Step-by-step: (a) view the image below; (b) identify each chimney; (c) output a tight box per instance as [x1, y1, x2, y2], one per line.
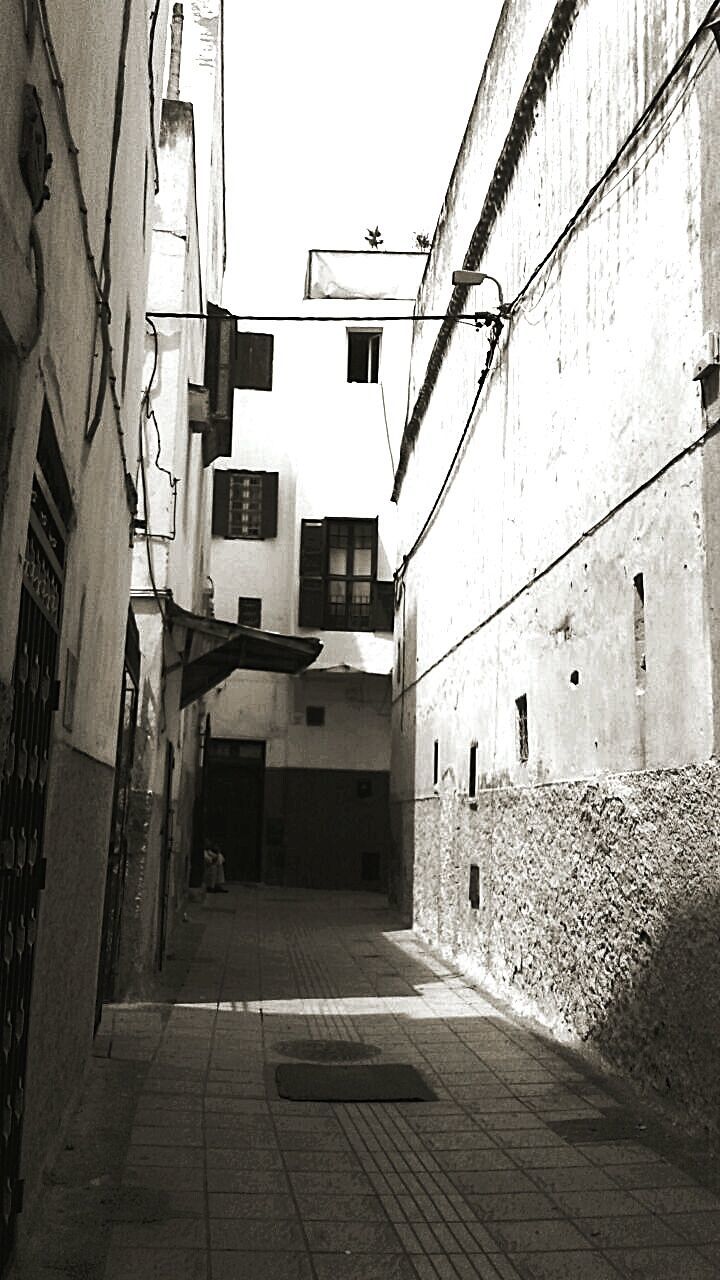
[167, 3, 184, 100]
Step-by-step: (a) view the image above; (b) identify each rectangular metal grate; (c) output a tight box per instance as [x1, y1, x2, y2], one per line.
[276, 1063, 436, 1102]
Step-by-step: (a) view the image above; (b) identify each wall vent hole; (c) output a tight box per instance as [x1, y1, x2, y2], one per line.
[570, 670, 579, 685]
[469, 863, 480, 911]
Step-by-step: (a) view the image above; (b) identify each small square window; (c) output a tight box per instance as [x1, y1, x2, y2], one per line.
[347, 330, 381, 383]
[306, 705, 325, 727]
[238, 596, 262, 628]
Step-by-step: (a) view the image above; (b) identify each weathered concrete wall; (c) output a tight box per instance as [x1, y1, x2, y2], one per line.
[392, 0, 720, 1131]
[410, 760, 720, 1136]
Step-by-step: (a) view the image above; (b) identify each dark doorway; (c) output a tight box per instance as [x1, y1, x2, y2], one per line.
[95, 608, 140, 1026]
[204, 739, 265, 882]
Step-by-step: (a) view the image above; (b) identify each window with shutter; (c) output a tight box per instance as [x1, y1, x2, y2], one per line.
[211, 470, 278, 539]
[298, 517, 385, 632]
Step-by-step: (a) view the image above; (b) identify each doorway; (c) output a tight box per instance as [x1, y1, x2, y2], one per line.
[204, 739, 265, 882]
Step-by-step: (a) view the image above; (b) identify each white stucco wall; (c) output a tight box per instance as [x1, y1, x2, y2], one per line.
[209, 257, 424, 766]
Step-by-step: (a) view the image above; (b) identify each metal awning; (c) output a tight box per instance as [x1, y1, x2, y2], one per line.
[166, 601, 323, 708]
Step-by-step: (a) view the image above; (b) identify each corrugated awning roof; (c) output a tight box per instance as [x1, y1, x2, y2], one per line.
[166, 601, 322, 708]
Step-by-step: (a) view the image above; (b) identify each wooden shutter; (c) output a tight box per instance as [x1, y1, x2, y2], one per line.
[235, 332, 274, 391]
[298, 519, 326, 627]
[211, 470, 231, 536]
[299, 578, 324, 628]
[205, 302, 235, 417]
[260, 472, 278, 538]
[299, 520, 325, 577]
[372, 580, 394, 632]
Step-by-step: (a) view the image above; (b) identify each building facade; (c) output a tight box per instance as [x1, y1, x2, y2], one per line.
[392, 0, 720, 1134]
[119, 0, 226, 995]
[0, 0, 169, 1266]
[208, 249, 426, 890]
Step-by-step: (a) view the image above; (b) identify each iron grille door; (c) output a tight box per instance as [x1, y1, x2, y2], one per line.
[0, 474, 65, 1274]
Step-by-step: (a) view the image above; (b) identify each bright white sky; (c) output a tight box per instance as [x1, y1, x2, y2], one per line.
[223, 0, 503, 311]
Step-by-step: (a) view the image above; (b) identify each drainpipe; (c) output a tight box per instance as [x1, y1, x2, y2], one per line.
[167, 3, 184, 100]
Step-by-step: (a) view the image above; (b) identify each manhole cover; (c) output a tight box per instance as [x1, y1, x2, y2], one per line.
[274, 1038, 382, 1063]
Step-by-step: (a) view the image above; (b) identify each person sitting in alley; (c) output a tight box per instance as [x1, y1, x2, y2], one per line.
[203, 840, 228, 893]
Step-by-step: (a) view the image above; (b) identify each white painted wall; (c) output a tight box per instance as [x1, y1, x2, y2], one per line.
[209, 254, 425, 769]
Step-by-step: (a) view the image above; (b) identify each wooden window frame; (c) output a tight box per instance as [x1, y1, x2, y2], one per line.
[347, 329, 382, 383]
[298, 517, 393, 632]
[212, 469, 278, 540]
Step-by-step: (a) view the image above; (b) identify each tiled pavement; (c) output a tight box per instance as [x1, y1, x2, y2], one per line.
[17, 886, 720, 1279]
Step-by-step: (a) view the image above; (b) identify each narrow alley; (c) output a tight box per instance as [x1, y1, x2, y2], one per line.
[15, 886, 720, 1280]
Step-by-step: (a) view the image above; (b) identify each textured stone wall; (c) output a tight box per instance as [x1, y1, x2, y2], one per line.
[408, 760, 720, 1136]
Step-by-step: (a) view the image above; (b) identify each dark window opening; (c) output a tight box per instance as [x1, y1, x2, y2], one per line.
[469, 864, 480, 910]
[468, 743, 477, 798]
[570, 669, 579, 686]
[516, 695, 528, 763]
[433, 739, 439, 786]
[306, 705, 325, 727]
[298, 517, 391, 632]
[347, 330, 381, 383]
[212, 470, 278, 540]
[361, 849, 381, 882]
[633, 572, 646, 682]
[238, 596, 262, 628]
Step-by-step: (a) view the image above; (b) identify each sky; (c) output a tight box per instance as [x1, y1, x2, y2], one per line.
[222, 0, 504, 311]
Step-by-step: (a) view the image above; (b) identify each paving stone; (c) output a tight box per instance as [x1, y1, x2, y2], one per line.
[210, 1219, 306, 1251]
[465, 1192, 562, 1222]
[304, 1220, 406, 1253]
[211, 1252, 313, 1279]
[578, 1215, 686, 1249]
[208, 1192, 297, 1219]
[603, 1246, 718, 1277]
[103, 1248, 208, 1279]
[295, 1193, 388, 1220]
[660, 1210, 720, 1242]
[486, 1220, 593, 1253]
[108, 1219, 206, 1250]
[311, 1255, 419, 1280]
[549, 1190, 650, 1218]
[511, 1250, 622, 1278]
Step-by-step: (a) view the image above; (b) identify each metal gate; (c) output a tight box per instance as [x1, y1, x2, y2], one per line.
[0, 468, 66, 1273]
[95, 609, 140, 1027]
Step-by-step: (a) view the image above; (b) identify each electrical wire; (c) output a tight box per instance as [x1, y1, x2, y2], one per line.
[87, 0, 133, 443]
[145, 311, 482, 322]
[36, 0, 134, 504]
[142, 318, 179, 540]
[508, 1, 720, 312]
[393, 3, 719, 587]
[147, 0, 162, 196]
[396, 317, 504, 578]
[393, 417, 720, 706]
